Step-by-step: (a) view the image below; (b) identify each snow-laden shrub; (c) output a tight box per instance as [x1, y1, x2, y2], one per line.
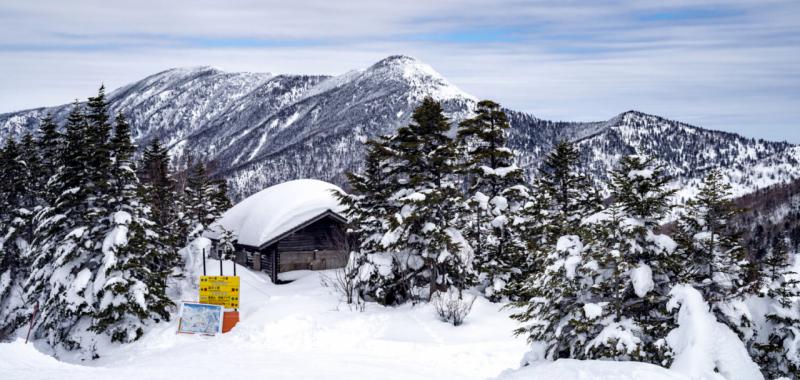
[666, 284, 763, 380]
[320, 261, 365, 311]
[432, 290, 476, 326]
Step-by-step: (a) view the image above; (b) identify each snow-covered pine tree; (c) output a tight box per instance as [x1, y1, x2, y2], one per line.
[0, 137, 35, 338]
[19, 89, 178, 355]
[579, 155, 678, 365]
[85, 85, 113, 204]
[90, 113, 173, 342]
[381, 97, 473, 301]
[752, 236, 800, 379]
[0, 115, 65, 339]
[509, 141, 603, 358]
[334, 139, 404, 304]
[674, 169, 753, 338]
[456, 100, 528, 301]
[139, 138, 183, 272]
[510, 232, 594, 360]
[182, 161, 231, 242]
[35, 114, 64, 204]
[25, 101, 100, 351]
[535, 141, 602, 242]
[90, 219, 172, 343]
[107, 113, 136, 212]
[139, 139, 176, 226]
[19, 133, 44, 212]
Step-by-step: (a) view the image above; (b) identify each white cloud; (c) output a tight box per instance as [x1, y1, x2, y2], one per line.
[0, 0, 798, 142]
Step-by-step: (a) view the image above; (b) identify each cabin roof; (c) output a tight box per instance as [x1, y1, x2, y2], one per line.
[204, 179, 347, 247]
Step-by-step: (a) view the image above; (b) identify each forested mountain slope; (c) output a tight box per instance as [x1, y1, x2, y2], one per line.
[0, 55, 796, 200]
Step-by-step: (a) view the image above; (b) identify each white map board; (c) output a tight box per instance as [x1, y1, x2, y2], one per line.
[178, 302, 224, 335]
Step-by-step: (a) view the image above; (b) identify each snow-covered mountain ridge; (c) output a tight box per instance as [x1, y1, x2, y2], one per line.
[0, 55, 795, 201]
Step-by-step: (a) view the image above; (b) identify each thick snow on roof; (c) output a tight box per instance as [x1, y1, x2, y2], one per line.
[205, 179, 345, 247]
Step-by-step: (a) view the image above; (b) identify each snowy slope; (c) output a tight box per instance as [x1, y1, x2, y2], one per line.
[0, 259, 530, 380]
[495, 360, 689, 380]
[0, 57, 796, 202]
[0, 250, 761, 380]
[559, 111, 797, 198]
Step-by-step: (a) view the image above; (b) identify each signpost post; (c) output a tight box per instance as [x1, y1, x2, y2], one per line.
[25, 302, 39, 344]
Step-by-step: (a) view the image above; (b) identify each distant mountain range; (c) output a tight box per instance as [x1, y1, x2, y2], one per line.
[1, 55, 797, 201]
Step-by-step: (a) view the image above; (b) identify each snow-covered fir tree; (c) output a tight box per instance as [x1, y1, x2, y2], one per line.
[752, 236, 800, 379]
[89, 113, 174, 343]
[0, 114, 64, 339]
[138, 138, 183, 273]
[674, 169, 753, 339]
[534, 141, 602, 242]
[334, 139, 403, 305]
[182, 160, 231, 243]
[509, 141, 603, 358]
[342, 98, 473, 305]
[25, 100, 100, 351]
[34, 114, 64, 204]
[382, 97, 473, 300]
[21, 89, 179, 355]
[0, 137, 37, 338]
[456, 100, 529, 301]
[579, 155, 678, 364]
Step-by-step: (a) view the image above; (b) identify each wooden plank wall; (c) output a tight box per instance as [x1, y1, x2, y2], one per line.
[232, 216, 347, 283]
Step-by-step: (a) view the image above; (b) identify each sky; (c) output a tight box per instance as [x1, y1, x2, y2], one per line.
[0, 0, 798, 142]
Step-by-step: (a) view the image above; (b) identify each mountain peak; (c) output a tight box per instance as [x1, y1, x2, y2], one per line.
[160, 65, 223, 76]
[364, 55, 475, 102]
[372, 55, 418, 67]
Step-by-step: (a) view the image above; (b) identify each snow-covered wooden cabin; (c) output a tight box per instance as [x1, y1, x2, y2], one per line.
[205, 179, 348, 283]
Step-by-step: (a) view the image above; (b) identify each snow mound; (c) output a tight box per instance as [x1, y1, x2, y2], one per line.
[1, 261, 529, 380]
[0, 339, 91, 377]
[494, 359, 689, 380]
[666, 285, 763, 380]
[205, 179, 345, 247]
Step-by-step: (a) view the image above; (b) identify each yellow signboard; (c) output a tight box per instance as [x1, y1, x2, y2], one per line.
[199, 276, 240, 309]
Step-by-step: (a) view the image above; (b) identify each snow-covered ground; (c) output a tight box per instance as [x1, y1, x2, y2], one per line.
[495, 359, 688, 380]
[1, 260, 530, 380]
[3, 258, 740, 380]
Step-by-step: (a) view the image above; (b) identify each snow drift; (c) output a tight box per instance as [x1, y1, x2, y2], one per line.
[666, 285, 764, 380]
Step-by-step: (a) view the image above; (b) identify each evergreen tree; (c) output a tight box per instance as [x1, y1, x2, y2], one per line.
[342, 98, 474, 305]
[535, 141, 602, 241]
[90, 217, 173, 343]
[674, 169, 753, 337]
[85, 85, 113, 200]
[35, 114, 64, 204]
[544, 155, 678, 365]
[510, 232, 594, 359]
[752, 237, 800, 379]
[385, 97, 474, 300]
[108, 113, 137, 212]
[182, 160, 230, 242]
[25, 101, 98, 351]
[140, 139, 176, 226]
[334, 139, 403, 304]
[509, 141, 604, 358]
[89, 110, 174, 344]
[139, 139, 183, 272]
[0, 138, 33, 337]
[456, 100, 529, 301]
[23, 92, 177, 355]
[18, 133, 44, 211]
